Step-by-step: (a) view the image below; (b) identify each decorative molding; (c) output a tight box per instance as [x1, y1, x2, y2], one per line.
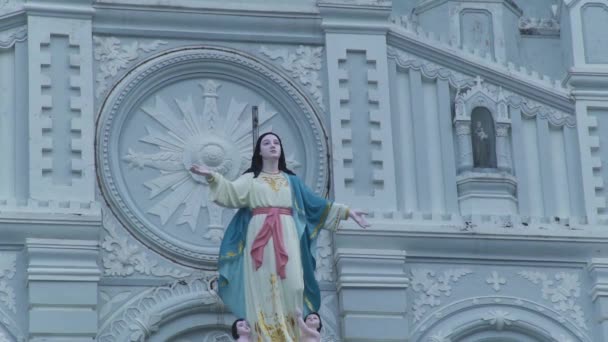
[388, 47, 472, 89]
[317, 0, 391, 6]
[0, 26, 26, 50]
[411, 268, 473, 322]
[97, 46, 329, 268]
[387, 47, 576, 128]
[99, 290, 133, 321]
[97, 276, 220, 342]
[0, 0, 22, 16]
[519, 17, 560, 36]
[0, 253, 15, 314]
[482, 309, 514, 330]
[486, 271, 506, 292]
[387, 15, 573, 115]
[101, 208, 192, 278]
[518, 271, 587, 331]
[315, 230, 334, 282]
[93, 37, 168, 98]
[260, 45, 325, 110]
[428, 331, 451, 342]
[0, 254, 23, 342]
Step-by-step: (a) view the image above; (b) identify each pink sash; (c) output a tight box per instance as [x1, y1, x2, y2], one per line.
[250, 207, 292, 279]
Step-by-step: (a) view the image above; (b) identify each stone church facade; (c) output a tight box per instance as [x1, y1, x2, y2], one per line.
[1, 0, 608, 340]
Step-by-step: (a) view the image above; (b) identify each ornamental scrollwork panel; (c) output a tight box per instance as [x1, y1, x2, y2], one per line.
[259, 45, 325, 111]
[93, 37, 168, 99]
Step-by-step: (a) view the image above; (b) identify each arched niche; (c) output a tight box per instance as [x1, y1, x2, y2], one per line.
[453, 77, 516, 215]
[471, 106, 497, 169]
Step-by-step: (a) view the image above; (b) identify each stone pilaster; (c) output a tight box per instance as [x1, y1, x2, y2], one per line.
[335, 248, 408, 341]
[26, 238, 100, 341]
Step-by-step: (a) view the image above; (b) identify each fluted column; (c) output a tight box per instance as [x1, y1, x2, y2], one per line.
[495, 122, 512, 173]
[454, 121, 473, 173]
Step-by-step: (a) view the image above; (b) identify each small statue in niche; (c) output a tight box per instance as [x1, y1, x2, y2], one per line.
[471, 107, 497, 169]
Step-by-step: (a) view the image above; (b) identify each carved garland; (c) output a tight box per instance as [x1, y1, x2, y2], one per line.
[97, 276, 220, 342]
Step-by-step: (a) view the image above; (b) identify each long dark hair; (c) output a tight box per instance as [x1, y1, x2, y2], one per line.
[231, 318, 246, 339]
[243, 132, 296, 178]
[305, 312, 322, 332]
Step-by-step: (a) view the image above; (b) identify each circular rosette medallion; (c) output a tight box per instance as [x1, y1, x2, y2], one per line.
[97, 46, 328, 268]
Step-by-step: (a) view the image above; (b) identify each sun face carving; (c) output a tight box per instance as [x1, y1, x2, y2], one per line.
[122, 80, 278, 235]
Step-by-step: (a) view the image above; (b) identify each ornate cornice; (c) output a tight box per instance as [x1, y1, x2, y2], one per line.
[97, 276, 220, 342]
[387, 16, 573, 114]
[388, 47, 575, 127]
[0, 26, 25, 49]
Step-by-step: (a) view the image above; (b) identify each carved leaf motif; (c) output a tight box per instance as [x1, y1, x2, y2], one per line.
[518, 271, 586, 330]
[101, 210, 192, 278]
[411, 268, 473, 322]
[94, 37, 168, 98]
[260, 45, 325, 110]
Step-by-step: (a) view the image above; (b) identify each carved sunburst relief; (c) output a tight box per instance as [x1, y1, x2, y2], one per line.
[97, 47, 328, 268]
[123, 80, 274, 238]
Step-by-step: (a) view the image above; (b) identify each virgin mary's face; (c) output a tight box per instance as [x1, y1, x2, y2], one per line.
[259, 134, 281, 161]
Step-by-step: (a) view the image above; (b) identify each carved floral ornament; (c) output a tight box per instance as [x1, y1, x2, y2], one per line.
[96, 46, 329, 268]
[409, 268, 588, 341]
[0, 253, 23, 342]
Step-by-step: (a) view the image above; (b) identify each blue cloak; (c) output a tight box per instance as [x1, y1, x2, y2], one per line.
[217, 174, 334, 318]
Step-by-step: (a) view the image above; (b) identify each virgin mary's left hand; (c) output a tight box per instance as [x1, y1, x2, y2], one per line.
[349, 209, 370, 228]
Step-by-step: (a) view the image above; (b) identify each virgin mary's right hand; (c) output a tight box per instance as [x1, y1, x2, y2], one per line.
[190, 164, 211, 177]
